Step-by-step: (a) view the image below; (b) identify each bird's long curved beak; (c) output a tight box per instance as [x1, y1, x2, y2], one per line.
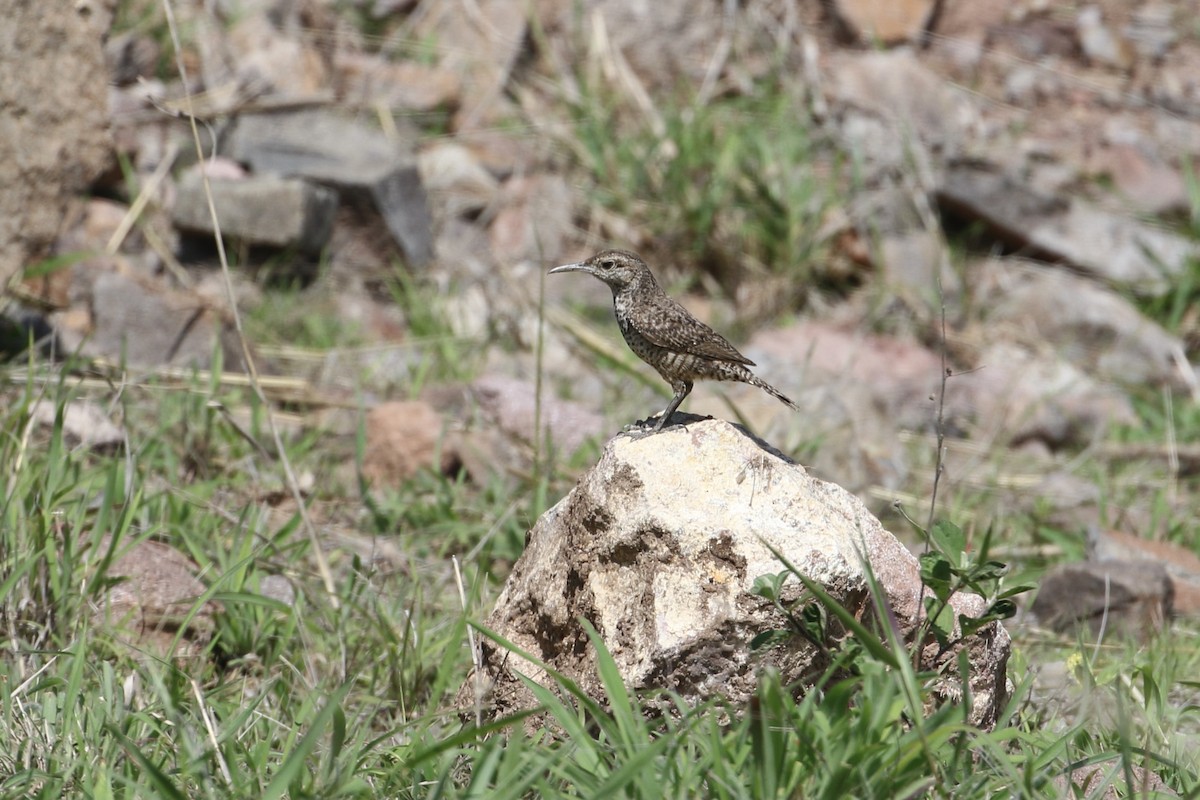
[549, 262, 588, 275]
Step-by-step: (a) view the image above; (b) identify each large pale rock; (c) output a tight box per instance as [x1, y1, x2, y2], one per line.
[463, 420, 1011, 729]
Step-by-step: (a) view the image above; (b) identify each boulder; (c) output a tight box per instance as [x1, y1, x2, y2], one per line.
[461, 419, 1011, 729]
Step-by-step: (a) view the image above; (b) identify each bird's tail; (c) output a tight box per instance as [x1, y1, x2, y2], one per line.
[750, 375, 800, 411]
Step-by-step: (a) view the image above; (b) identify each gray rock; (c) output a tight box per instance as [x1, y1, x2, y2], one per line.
[973, 258, 1189, 390]
[225, 109, 434, 265]
[172, 175, 338, 255]
[748, 320, 941, 423]
[1031, 560, 1172, 639]
[1032, 202, 1195, 292]
[258, 574, 297, 607]
[1104, 141, 1189, 216]
[226, 13, 329, 100]
[0, 2, 112, 288]
[488, 174, 575, 264]
[1003, 62, 1064, 104]
[81, 272, 237, 369]
[828, 50, 975, 160]
[30, 399, 125, 451]
[540, 0, 722, 93]
[747, 316, 1139, 455]
[878, 230, 959, 300]
[1088, 529, 1200, 617]
[945, 341, 1138, 447]
[938, 164, 1198, 294]
[334, 52, 461, 113]
[461, 419, 1011, 730]
[745, 320, 936, 493]
[418, 143, 499, 221]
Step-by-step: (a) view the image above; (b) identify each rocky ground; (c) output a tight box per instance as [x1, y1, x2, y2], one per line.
[3, 0, 1200, 734]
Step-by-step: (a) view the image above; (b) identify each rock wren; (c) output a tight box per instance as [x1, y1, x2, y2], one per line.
[550, 249, 798, 434]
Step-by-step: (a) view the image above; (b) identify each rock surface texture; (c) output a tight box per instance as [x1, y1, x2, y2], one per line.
[0, 1, 112, 286]
[462, 419, 1011, 729]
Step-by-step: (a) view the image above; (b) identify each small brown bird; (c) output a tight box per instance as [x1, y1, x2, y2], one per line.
[550, 249, 798, 434]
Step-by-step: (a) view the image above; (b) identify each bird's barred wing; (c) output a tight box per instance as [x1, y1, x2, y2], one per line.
[638, 298, 756, 365]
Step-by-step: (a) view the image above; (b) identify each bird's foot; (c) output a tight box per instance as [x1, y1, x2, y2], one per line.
[622, 412, 714, 437]
[621, 418, 658, 438]
[622, 415, 667, 437]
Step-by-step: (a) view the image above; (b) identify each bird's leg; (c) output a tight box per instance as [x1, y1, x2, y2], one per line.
[651, 380, 693, 433]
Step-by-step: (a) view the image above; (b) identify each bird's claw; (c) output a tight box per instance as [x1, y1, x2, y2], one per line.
[621, 416, 663, 438]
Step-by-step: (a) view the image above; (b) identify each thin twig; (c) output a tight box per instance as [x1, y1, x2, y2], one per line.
[106, 142, 179, 256]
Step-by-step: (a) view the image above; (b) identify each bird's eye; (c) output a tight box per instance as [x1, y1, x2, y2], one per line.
[599, 259, 614, 270]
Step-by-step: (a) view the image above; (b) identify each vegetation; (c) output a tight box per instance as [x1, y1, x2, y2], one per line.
[2, 366, 1198, 796]
[2, 1, 1199, 797]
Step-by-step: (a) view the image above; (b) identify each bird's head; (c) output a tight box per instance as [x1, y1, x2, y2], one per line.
[549, 249, 651, 294]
